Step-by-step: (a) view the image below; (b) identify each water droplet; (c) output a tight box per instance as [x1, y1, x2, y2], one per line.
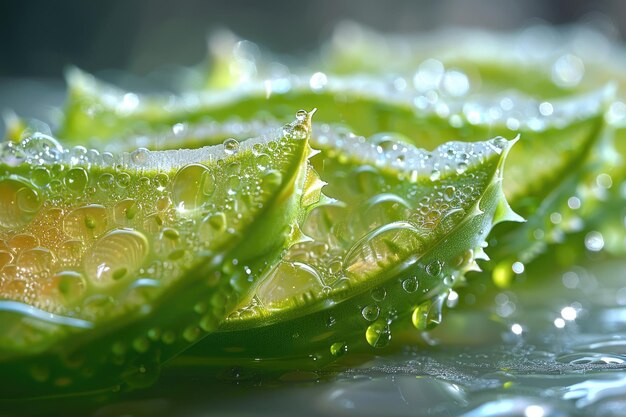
[411, 298, 443, 331]
[207, 212, 227, 231]
[64, 205, 109, 240]
[131, 148, 150, 165]
[0, 251, 13, 269]
[539, 101, 554, 116]
[227, 175, 240, 195]
[584, 231, 604, 252]
[441, 70, 469, 97]
[16, 186, 41, 213]
[296, 109, 308, 122]
[31, 167, 51, 187]
[64, 168, 88, 193]
[0, 178, 41, 228]
[256, 261, 323, 311]
[223, 138, 239, 155]
[289, 124, 308, 140]
[255, 153, 271, 172]
[607, 100, 626, 125]
[443, 186, 455, 202]
[552, 54, 584, 88]
[365, 319, 392, 348]
[113, 199, 139, 226]
[57, 240, 84, 268]
[116, 172, 131, 188]
[309, 72, 328, 92]
[330, 342, 348, 357]
[425, 260, 443, 277]
[17, 247, 54, 274]
[162, 228, 180, 240]
[132, 337, 150, 353]
[344, 222, 425, 282]
[97, 173, 115, 191]
[596, 173, 613, 189]
[21, 133, 63, 162]
[49, 270, 86, 305]
[413, 59, 444, 92]
[361, 304, 380, 322]
[183, 326, 200, 342]
[512, 261, 525, 274]
[84, 229, 149, 287]
[371, 287, 386, 301]
[402, 277, 419, 293]
[456, 161, 468, 174]
[172, 164, 210, 213]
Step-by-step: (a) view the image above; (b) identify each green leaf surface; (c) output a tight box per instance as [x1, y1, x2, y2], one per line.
[57, 65, 611, 276]
[0, 113, 317, 398]
[185, 131, 517, 369]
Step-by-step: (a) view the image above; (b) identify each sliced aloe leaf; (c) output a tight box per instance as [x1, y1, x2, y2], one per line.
[0, 112, 318, 398]
[323, 23, 626, 259]
[57, 69, 610, 275]
[323, 22, 626, 96]
[179, 130, 518, 369]
[59, 69, 609, 211]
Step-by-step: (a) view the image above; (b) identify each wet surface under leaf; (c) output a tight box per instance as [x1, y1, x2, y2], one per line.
[5, 256, 624, 417]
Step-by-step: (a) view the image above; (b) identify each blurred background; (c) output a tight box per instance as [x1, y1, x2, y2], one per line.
[1, 0, 625, 129]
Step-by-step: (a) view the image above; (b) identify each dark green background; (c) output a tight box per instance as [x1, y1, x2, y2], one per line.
[1, 0, 624, 78]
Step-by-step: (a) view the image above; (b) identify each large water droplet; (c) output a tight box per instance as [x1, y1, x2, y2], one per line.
[131, 148, 150, 165]
[31, 167, 51, 188]
[296, 109, 308, 122]
[63, 204, 109, 240]
[442, 70, 470, 97]
[97, 173, 115, 191]
[47, 271, 86, 306]
[256, 261, 324, 310]
[361, 304, 380, 322]
[402, 276, 419, 293]
[330, 342, 347, 357]
[0, 178, 41, 228]
[411, 296, 444, 331]
[309, 72, 328, 92]
[64, 168, 88, 193]
[552, 54, 584, 88]
[425, 260, 443, 277]
[114, 199, 139, 225]
[21, 133, 63, 162]
[223, 138, 240, 156]
[171, 164, 210, 213]
[344, 222, 425, 282]
[366, 319, 392, 348]
[84, 229, 149, 287]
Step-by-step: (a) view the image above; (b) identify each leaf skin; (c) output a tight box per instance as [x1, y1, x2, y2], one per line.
[0, 114, 317, 398]
[178, 133, 517, 371]
[57, 68, 611, 274]
[321, 22, 626, 267]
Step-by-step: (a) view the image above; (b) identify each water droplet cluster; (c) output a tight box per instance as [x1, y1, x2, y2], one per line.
[0, 112, 311, 325]
[227, 126, 506, 349]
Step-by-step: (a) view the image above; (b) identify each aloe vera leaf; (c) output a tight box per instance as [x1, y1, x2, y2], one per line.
[323, 23, 626, 206]
[59, 69, 608, 206]
[0, 112, 318, 398]
[175, 130, 518, 370]
[58, 68, 610, 264]
[323, 23, 626, 94]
